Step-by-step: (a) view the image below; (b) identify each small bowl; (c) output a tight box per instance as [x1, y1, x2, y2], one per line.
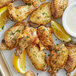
[62, 2, 76, 37]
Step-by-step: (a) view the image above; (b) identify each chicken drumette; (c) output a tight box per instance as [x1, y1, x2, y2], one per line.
[65, 41, 76, 76]
[37, 26, 55, 51]
[47, 44, 68, 76]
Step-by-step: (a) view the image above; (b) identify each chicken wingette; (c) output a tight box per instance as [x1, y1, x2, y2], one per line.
[47, 44, 68, 76]
[4, 22, 28, 49]
[52, 0, 68, 18]
[65, 41, 76, 76]
[15, 27, 39, 56]
[37, 26, 55, 50]
[8, 3, 36, 22]
[26, 44, 47, 71]
[29, 2, 51, 27]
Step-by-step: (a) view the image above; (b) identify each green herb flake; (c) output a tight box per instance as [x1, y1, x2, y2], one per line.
[56, 44, 59, 46]
[42, 12, 47, 15]
[48, 54, 50, 56]
[11, 32, 15, 35]
[70, 41, 73, 45]
[40, 7, 42, 10]
[16, 30, 21, 32]
[26, 36, 29, 39]
[13, 38, 16, 41]
[57, 69, 59, 71]
[61, 51, 63, 53]
[43, 28, 46, 31]
[57, 51, 59, 55]
[37, 73, 38, 76]
[55, 39, 57, 41]
[2, 26, 4, 30]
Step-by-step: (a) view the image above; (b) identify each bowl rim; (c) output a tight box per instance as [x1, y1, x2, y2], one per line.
[62, 2, 76, 37]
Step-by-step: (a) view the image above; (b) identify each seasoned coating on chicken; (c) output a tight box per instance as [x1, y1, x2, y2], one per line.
[52, 0, 68, 18]
[26, 44, 47, 71]
[0, 40, 9, 50]
[37, 26, 55, 50]
[8, 3, 36, 22]
[47, 44, 68, 76]
[22, 0, 40, 8]
[4, 22, 28, 49]
[65, 42, 76, 76]
[25, 71, 35, 76]
[15, 27, 39, 56]
[0, 0, 14, 8]
[29, 2, 51, 26]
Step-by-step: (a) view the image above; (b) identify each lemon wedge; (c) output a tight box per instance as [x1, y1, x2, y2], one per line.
[0, 6, 8, 31]
[13, 50, 26, 74]
[51, 20, 71, 42]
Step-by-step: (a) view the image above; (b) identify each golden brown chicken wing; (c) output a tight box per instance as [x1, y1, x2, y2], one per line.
[29, 2, 51, 27]
[26, 44, 47, 71]
[47, 44, 68, 76]
[8, 3, 36, 22]
[37, 26, 55, 50]
[51, 0, 68, 18]
[25, 71, 35, 76]
[22, 0, 40, 8]
[0, 0, 14, 8]
[65, 41, 76, 76]
[4, 22, 28, 49]
[15, 27, 39, 56]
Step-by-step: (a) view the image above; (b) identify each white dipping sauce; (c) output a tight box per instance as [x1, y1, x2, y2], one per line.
[66, 6, 76, 33]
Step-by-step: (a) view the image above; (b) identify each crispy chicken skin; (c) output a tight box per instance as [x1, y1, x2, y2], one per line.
[37, 26, 55, 50]
[15, 27, 39, 56]
[25, 71, 35, 76]
[4, 22, 28, 49]
[52, 0, 68, 18]
[26, 44, 47, 71]
[65, 42, 76, 76]
[8, 3, 36, 22]
[29, 2, 51, 27]
[47, 44, 68, 76]
[22, 0, 40, 8]
[0, 0, 14, 8]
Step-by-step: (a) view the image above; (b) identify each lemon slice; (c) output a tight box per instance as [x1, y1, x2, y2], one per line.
[51, 20, 71, 42]
[13, 50, 26, 74]
[0, 6, 8, 31]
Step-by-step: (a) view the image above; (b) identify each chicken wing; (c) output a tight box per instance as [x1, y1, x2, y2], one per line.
[37, 26, 55, 50]
[15, 27, 39, 56]
[8, 3, 36, 22]
[0, 0, 14, 8]
[4, 22, 28, 49]
[47, 44, 68, 76]
[25, 71, 35, 76]
[52, 0, 68, 18]
[65, 41, 76, 76]
[29, 2, 51, 27]
[22, 0, 40, 8]
[26, 44, 47, 71]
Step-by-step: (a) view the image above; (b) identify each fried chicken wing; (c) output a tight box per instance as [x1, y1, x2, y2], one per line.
[0, 0, 14, 8]
[25, 71, 35, 76]
[15, 27, 39, 56]
[65, 42, 76, 76]
[26, 44, 47, 71]
[8, 3, 36, 22]
[4, 22, 28, 49]
[47, 44, 68, 76]
[37, 26, 55, 50]
[22, 0, 40, 7]
[52, 0, 68, 18]
[29, 2, 51, 27]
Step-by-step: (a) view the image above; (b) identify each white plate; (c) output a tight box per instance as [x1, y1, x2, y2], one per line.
[0, 0, 76, 76]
